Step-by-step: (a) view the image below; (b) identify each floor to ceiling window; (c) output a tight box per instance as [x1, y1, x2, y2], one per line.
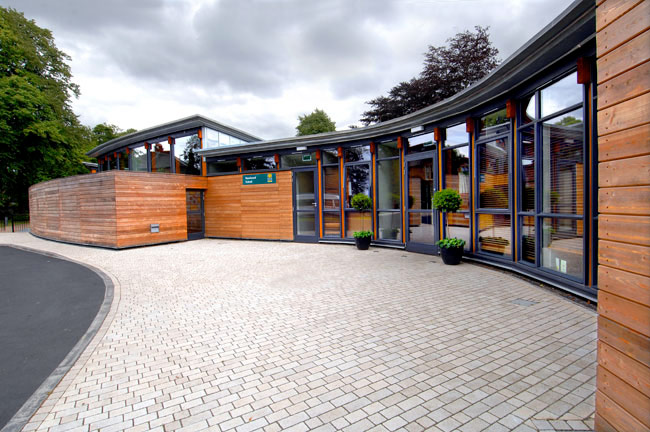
[321, 149, 341, 237]
[442, 124, 471, 250]
[376, 141, 401, 241]
[344, 146, 371, 238]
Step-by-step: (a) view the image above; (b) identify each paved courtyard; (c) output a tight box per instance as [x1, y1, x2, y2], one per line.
[1, 233, 597, 432]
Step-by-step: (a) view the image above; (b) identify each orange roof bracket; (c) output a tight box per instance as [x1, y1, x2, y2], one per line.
[577, 57, 591, 84]
[506, 100, 516, 119]
[465, 117, 474, 134]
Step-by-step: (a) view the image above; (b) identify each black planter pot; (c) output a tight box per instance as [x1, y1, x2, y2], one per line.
[355, 236, 371, 250]
[440, 245, 463, 265]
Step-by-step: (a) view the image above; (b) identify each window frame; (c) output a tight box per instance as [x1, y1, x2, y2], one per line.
[375, 140, 402, 243]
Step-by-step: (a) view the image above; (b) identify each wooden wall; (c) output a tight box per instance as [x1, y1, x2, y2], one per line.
[596, 1, 650, 430]
[29, 172, 207, 248]
[205, 171, 293, 240]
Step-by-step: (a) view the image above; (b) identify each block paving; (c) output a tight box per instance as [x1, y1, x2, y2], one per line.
[1, 233, 596, 431]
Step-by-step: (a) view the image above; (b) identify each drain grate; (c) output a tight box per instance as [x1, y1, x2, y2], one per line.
[511, 298, 538, 307]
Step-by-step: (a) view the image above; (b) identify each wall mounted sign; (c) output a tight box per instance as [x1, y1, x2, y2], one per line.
[302, 154, 312, 162]
[150, 223, 160, 233]
[243, 173, 276, 185]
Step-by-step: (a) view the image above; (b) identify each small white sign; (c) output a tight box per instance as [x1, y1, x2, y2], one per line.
[150, 224, 160, 233]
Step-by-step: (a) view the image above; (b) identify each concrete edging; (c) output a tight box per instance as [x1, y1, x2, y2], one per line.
[0, 245, 116, 432]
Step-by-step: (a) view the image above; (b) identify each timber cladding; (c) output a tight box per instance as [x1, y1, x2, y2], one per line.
[596, 1, 650, 431]
[205, 171, 293, 241]
[29, 171, 207, 248]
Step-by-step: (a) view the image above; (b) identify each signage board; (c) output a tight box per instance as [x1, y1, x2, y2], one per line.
[302, 154, 312, 162]
[243, 173, 276, 185]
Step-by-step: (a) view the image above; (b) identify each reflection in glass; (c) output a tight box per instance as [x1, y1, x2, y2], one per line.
[407, 133, 435, 154]
[151, 142, 171, 173]
[345, 146, 371, 162]
[243, 156, 276, 171]
[174, 135, 201, 175]
[130, 147, 147, 172]
[521, 127, 535, 212]
[478, 214, 511, 256]
[542, 112, 583, 215]
[186, 190, 203, 236]
[542, 217, 583, 279]
[521, 216, 535, 263]
[446, 212, 470, 251]
[296, 213, 316, 236]
[378, 141, 399, 158]
[479, 108, 509, 137]
[408, 213, 435, 244]
[281, 153, 316, 167]
[322, 149, 338, 164]
[478, 138, 509, 209]
[204, 128, 219, 149]
[407, 159, 433, 210]
[345, 165, 370, 207]
[522, 94, 536, 124]
[345, 212, 371, 238]
[378, 159, 400, 210]
[443, 146, 470, 211]
[108, 156, 117, 170]
[187, 213, 202, 234]
[323, 212, 341, 237]
[378, 212, 401, 240]
[445, 123, 467, 147]
[207, 160, 238, 174]
[117, 153, 128, 170]
[541, 72, 581, 117]
[295, 171, 315, 210]
[323, 166, 340, 210]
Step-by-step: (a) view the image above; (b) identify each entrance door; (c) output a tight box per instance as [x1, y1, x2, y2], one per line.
[186, 189, 204, 240]
[293, 168, 319, 242]
[405, 151, 439, 253]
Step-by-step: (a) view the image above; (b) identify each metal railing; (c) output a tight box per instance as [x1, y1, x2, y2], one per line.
[1, 215, 30, 233]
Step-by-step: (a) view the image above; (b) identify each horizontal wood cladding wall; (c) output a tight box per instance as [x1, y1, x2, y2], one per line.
[29, 171, 207, 248]
[205, 171, 293, 241]
[596, 1, 650, 430]
[29, 173, 118, 247]
[114, 172, 206, 248]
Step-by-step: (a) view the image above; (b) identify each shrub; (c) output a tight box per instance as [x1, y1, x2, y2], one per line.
[353, 230, 373, 239]
[351, 193, 372, 212]
[432, 189, 462, 213]
[437, 238, 466, 249]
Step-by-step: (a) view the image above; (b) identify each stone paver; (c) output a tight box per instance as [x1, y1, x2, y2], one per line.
[1, 233, 597, 432]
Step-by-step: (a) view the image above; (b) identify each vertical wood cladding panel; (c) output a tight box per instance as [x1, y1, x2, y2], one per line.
[205, 171, 293, 241]
[596, 1, 650, 430]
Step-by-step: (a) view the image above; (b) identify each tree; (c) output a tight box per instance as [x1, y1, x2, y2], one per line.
[361, 26, 500, 125]
[0, 7, 88, 212]
[91, 123, 137, 145]
[296, 109, 336, 136]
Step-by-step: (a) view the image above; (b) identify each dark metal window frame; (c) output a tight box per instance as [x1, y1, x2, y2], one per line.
[440, 138, 472, 251]
[343, 145, 373, 239]
[375, 140, 402, 243]
[404, 146, 439, 253]
[320, 148, 342, 238]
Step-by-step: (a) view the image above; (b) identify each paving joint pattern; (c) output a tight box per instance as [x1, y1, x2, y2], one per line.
[0, 234, 596, 432]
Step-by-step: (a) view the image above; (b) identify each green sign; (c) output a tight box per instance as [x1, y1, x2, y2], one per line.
[243, 173, 276, 185]
[302, 154, 312, 162]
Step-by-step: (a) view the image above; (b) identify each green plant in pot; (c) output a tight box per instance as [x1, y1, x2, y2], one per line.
[350, 193, 373, 250]
[432, 188, 466, 265]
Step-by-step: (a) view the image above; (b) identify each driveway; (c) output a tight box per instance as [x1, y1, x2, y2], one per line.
[0, 246, 105, 431]
[0, 233, 596, 432]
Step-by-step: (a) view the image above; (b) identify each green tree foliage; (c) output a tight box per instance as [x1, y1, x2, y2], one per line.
[0, 7, 88, 211]
[361, 26, 499, 125]
[92, 123, 137, 145]
[296, 109, 336, 136]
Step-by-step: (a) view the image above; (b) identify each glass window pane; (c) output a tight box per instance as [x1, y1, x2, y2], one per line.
[117, 153, 128, 170]
[281, 153, 316, 167]
[219, 132, 230, 147]
[446, 212, 470, 251]
[151, 142, 171, 173]
[479, 108, 509, 137]
[521, 216, 535, 264]
[378, 212, 401, 241]
[295, 171, 315, 210]
[521, 127, 535, 212]
[378, 159, 400, 210]
[207, 160, 238, 174]
[296, 213, 316, 236]
[541, 217, 583, 279]
[130, 147, 147, 172]
[443, 146, 470, 211]
[323, 166, 340, 210]
[378, 141, 399, 158]
[323, 212, 340, 237]
[478, 214, 511, 257]
[174, 135, 201, 175]
[322, 149, 338, 164]
[407, 133, 435, 154]
[542, 110, 583, 215]
[204, 128, 219, 149]
[345, 146, 371, 162]
[345, 165, 370, 208]
[522, 94, 536, 124]
[445, 123, 467, 147]
[407, 159, 434, 210]
[108, 156, 117, 170]
[345, 212, 371, 238]
[478, 137, 509, 209]
[541, 72, 582, 117]
[408, 212, 435, 243]
[243, 156, 276, 171]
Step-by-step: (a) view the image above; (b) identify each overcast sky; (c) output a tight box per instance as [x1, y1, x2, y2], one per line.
[3, 0, 572, 140]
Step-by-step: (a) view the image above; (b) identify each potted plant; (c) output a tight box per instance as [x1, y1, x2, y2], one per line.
[432, 188, 465, 265]
[351, 193, 373, 250]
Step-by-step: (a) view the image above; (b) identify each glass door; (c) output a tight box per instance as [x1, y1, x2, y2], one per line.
[405, 151, 439, 253]
[186, 189, 204, 240]
[293, 168, 319, 242]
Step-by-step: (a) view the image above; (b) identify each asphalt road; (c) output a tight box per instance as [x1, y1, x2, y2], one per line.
[0, 246, 105, 430]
